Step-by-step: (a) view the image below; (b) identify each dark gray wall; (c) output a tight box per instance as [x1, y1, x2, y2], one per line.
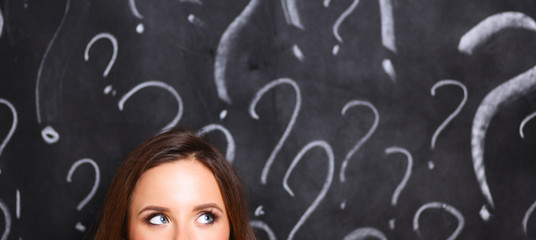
[1, 0, 536, 239]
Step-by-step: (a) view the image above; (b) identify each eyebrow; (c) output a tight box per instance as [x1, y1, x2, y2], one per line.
[193, 203, 224, 213]
[138, 206, 170, 216]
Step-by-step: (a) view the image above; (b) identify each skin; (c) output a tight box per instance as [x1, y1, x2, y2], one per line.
[128, 158, 231, 240]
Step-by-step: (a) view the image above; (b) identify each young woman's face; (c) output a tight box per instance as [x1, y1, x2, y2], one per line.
[128, 158, 230, 240]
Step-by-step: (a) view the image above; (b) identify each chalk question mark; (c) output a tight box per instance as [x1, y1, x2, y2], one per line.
[0, 99, 17, 175]
[282, 140, 334, 240]
[339, 100, 379, 183]
[118, 81, 184, 133]
[458, 11, 536, 220]
[197, 124, 236, 164]
[84, 33, 118, 95]
[35, 0, 71, 145]
[250, 78, 301, 185]
[379, 0, 397, 82]
[429, 80, 467, 169]
[324, 0, 360, 55]
[214, 0, 262, 104]
[384, 146, 413, 230]
[128, 0, 145, 33]
[66, 158, 100, 232]
[343, 227, 387, 240]
[413, 202, 465, 240]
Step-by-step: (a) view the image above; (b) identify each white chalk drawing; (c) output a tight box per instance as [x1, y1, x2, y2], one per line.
[84, 33, 118, 78]
[0, 199, 10, 240]
[214, 0, 262, 104]
[458, 12, 536, 55]
[382, 59, 396, 82]
[385, 147, 412, 206]
[339, 100, 379, 183]
[219, 109, 228, 120]
[188, 14, 206, 28]
[66, 158, 100, 211]
[197, 124, 236, 163]
[379, 0, 396, 53]
[282, 140, 334, 240]
[523, 200, 536, 237]
[292, 44, 305, 62]
[430, 80, 467, 150]
[520, 111, 536, 139]
[0, 8, 4, 39]
[254, 205, 265, 216]
[0, 99, 17, 173]
[128, 0, 144, 19]
[384, 146, 412, 229]
[249, 78, 301, 184]
[343, 227, 387, 240]
[67, 159, 100, 232]
[75, 222, 86, 232]
[281, 0, 304, 30]
[118, 81, 184, 133]
[459, 11, 536, 213]
[413, 202, 465, 240]
[251, 220, 277, 240]
[180, 0, 203, 5]
[15, 190, 19, 219]
[331, 0, 360, 55]
[35, 0, 71, 124]
[41, 125, 60, 144]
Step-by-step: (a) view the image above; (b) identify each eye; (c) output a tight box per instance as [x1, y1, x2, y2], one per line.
[196, 212, 215, 224]
[148, 214, 170, 225]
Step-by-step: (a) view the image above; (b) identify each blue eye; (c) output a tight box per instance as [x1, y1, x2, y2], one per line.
[148, 214, 170, 225]
[196, 212, 215, 224]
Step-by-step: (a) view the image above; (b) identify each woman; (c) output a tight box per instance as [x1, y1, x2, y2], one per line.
[92, 128, 256, 240]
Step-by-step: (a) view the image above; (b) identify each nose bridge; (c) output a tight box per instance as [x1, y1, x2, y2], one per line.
[173, 220, 194, 240]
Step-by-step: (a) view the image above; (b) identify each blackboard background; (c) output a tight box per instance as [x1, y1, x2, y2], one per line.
[1, 0, 536, 239]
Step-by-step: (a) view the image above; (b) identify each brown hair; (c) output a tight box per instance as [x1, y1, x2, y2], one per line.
[93, 128, 255, 240]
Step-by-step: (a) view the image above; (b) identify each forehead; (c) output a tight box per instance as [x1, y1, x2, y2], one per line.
[130, 158, 225, 211]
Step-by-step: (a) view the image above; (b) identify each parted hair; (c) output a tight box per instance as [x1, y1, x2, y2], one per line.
[92, 128, 255, 240]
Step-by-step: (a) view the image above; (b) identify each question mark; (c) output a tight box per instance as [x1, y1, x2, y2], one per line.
[84, 33, 118, 95]
[250, 220, 277, 240]
[324, 0, 360, 55]
[0, 99, 17, 174]
[0, 199, 10, 240]
[343, 227, 387, 240]
[197, 124, 236, 164]
[413, 202, 465, 240]
[379, 0, 397, 82]
[128, 0, 145, 33]
[66, 158, 100, 232]
[118, 81, 184, 133]
[250, 78, 301, 185]
[458, 11, 536, 219]
[339, 100, 379, 183]
[214, 0, 262, 104]
[429, 80, 467, 169]
[282, 140, 334, 240]
[384, 146, 413, 230]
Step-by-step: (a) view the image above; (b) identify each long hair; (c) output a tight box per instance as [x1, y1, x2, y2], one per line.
[92, 128, 255, 240]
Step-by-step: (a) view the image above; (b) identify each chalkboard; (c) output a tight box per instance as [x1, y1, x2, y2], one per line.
[1, 0, 536, 239]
